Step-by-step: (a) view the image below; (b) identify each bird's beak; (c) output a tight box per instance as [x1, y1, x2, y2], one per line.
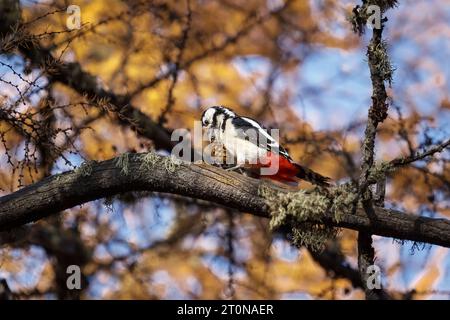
[207, 128, 216, 142]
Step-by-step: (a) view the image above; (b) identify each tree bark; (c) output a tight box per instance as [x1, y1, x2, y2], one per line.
[1, 153, 450, 248]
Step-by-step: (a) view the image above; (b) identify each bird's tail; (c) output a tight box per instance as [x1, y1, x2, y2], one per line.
[294, 163, 331, 187]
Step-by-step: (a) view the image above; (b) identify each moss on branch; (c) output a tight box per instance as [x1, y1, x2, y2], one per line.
[114, 153, 130, 175]
[76, 160, 95, 177]
[139, 151, 183, 173]
[260, 184, 359, 252]
[349, 0, 398, 35]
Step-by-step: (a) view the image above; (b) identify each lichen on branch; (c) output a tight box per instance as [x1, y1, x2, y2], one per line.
[139, 151, 183, 173]
[76, 160, 96, 177]
[260, 184, 358, 252]
[368, 40, 395, 86]
[114, 153, 130, 175]
[367, 161, 394, 184]
[349, 0, 398, 35]
[139, 151, 161, 171]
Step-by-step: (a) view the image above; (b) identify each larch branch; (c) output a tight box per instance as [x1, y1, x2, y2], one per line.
[1, 153, 450, 248]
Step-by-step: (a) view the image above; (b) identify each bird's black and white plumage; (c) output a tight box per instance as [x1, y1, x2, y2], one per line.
[202, 106, 289, 158]
[201, 106, 330, 186]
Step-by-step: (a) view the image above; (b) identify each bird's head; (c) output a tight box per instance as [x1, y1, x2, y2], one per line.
[201, 106, 236, 142]
[201, 106, 236, 129]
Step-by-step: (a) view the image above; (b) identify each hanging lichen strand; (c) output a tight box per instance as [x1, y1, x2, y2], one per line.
[259, 184, 358, 252]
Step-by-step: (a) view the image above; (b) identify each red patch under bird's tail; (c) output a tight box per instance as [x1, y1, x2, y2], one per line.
[258, 152, 330, 186]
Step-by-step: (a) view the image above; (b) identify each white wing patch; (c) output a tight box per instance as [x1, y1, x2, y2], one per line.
[231, 116, 292, 160]
[240, 117, 277, 145]
[240, 117, 291, 159]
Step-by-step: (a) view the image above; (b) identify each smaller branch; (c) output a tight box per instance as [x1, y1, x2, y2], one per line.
[158, 0, 192, 126]
[310, 246, 363, 289]
[389, 138, 450, 168]
[410, 165, 450, 191]
[0, 279, 12, 300]
[374, 177, 386, 206]
[353, 1, 395, 300]
[357, 204, 390, 300]
[357, 232, 375, 298]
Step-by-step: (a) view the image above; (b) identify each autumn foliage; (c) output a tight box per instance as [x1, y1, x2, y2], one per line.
[0, 0, 449, 299]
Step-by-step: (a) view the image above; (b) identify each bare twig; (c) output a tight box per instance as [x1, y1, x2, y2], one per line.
[389, 138, 450, 167]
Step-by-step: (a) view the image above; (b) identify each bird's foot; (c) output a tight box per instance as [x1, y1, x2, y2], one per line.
[225, 165, 242, 172]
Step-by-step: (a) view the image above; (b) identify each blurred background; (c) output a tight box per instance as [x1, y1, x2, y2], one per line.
[0, 0, 449, 299]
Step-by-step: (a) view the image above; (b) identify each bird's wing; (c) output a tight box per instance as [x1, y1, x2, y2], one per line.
[230, 117, 292, 160]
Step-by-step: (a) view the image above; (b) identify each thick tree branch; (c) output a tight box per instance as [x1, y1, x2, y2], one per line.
[1, 153, 450, 248]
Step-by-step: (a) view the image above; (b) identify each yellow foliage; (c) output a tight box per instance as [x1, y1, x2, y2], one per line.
[0, 0, 446, 301]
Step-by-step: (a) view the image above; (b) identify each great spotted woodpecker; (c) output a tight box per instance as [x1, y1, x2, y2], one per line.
[201, 106, 330, 186]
